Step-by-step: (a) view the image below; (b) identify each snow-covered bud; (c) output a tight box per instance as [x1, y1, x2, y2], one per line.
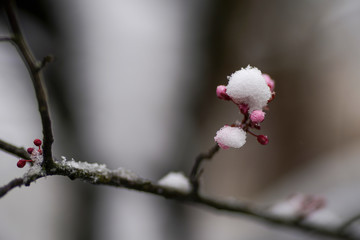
[226, 66, 271, 113]
[250, 110, 265, 123]
[263, 73, 275, 92]
[27, 147, 34, 154]
[214, 126, 246, 149]
[270, 193, 326, 219]
[257, 135, 269, 145]
[301, 196, 326, 216]
[158, 172, 192, 194]
[216, 85, 231, 101]
[33, 139, 42, 147]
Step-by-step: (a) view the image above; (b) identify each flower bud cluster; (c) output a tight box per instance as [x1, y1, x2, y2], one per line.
[215, 66, 275, 149]
[17, 139, 43, 168]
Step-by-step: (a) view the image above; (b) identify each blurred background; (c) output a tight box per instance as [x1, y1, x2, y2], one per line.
[1, 0, 360, 239]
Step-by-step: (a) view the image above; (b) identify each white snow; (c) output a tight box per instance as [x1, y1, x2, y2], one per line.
[226, 66, 271, 113]
[111, 167, 139, 181]
[59, 156, 107, 173]
[304, 208, 341, 228]
[23, 149, 45, 182]
[57, 156, 139, 182]
[269, 195, 303, 219]
[158, 172, 192, 194]
[214, 126, 247, 149]
[269, 193, 340, 227]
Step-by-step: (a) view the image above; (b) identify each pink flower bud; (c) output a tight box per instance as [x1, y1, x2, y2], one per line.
[217, 143, 229, 150]
[33, 139, 42, 146]
[263, 74, 275, 92]
[268, 92, 276, 103]
[257, 135, 269, 145]
[239, 103, 249, 115]
[216, 85, 231, 101]
[250, 110, 265, 123]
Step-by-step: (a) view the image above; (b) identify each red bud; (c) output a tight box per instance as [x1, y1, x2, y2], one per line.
[257, 135, 269, 145]
[33, 139, 42, 146]
[17, 160, 26, 168]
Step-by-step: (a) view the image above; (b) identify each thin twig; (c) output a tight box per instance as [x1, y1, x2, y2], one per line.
[0, 178, 24, 198]
[189, 143, 220, 194]
[339, 213, 360, 234]
[38, 55, 55, 71]
[0, 139, 29, 159]
[0, 36, 13, 42]
[3, 0, 54, 170]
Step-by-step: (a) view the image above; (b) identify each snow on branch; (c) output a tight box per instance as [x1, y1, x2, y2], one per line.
[0, 146, 357, 240]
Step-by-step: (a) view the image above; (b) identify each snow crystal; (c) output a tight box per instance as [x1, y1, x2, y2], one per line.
[23, 148, 45, 181]
[226, 66, 271, 113]
[111, 167, 139, 181]
[214, 126, 246, 149]
[158, 172, 192, 194]
[59, 156, 107, 173]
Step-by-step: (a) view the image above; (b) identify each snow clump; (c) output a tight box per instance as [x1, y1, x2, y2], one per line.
[214, 126, 246, 149]
[226, 66, 271, 113]
[158, 172, 192, 194]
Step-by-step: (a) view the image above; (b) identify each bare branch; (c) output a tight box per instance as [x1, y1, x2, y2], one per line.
[339, 213, 360, 234]
[0, 139, 29, 159]
[39, 55, 55, 71]
[3, 0, 54, 170]
[0, 36, 13, 42]
[190, 144, 220, 194]
[0, 173, 44, 198]
[0, 178, 24, 198]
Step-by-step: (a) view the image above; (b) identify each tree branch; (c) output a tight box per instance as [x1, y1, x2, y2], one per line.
[339, 213, 360, 234]
[3, 0, 54, 170]
[0, 178, 24, 198]
[190, 143, 220, 194]
[0, 139, 29, 159]
[0, 158, 357, 240]
[39, 55, 55, 71]
[0, 36, 13, 42]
